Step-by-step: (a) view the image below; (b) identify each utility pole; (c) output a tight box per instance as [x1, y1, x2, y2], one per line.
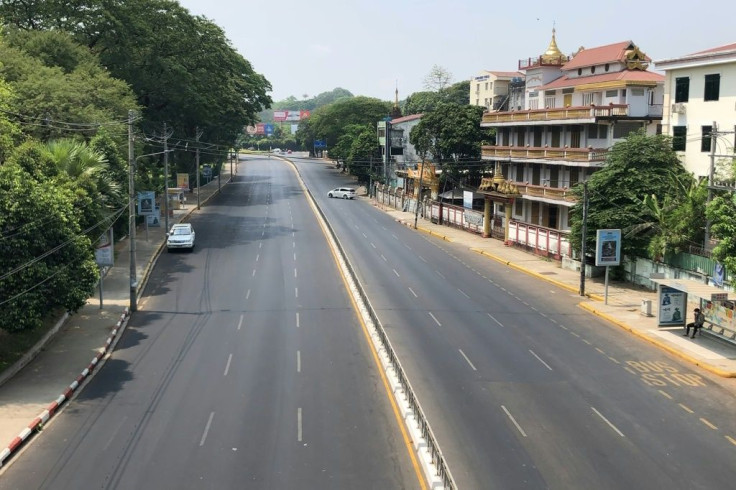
[704, 121, 717, 248]
[163, 122, 170, 233]
[128, 110, 137, 312]
[195, 127, 202, 210]
[579, 180, 589, 297]
[414, 159, 426, 229]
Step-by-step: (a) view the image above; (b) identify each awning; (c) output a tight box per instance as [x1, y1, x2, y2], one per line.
[650, 276, 731, 302]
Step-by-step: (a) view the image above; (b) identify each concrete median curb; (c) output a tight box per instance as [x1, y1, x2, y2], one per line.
[578, 302, 736, 378]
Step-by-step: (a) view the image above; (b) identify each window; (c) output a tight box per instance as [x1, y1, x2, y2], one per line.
[672, 126, 686, 151]
[582, 92, 594, 105]
[701, 125, 713, 152]
[514, 199, 523, 216]
[605, 90, 618, 98]
[613, 122, 642, 139]
[674, 77, 689, 103]
[704, 74, 720, 101]
[591, 66, 596, 74]
[605, 63, 610, 72]
[485, 82, 489, 90]
[562, 88, 574, 94]
[621, 89, 626, 101]
[631, 88, 645, 96]
[578, 68, 582, 75]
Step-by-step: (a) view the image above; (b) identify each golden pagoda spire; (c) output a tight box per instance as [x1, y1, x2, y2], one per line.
[541, 27, 567, 63]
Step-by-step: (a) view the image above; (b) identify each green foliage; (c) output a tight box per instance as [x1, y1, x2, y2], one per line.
[0, 78, 24, 163]
[707, 193, 736, 274]
[409, 103, 488, 184]
[569, 131, 696, 259]
[264, 88, 354, 119]
[296, 96, 390, 152]
[0, 163, 97, 333]
[0, 29, 138, 141]
[347, 126, 381, 183]
[404, 80, 468, 115]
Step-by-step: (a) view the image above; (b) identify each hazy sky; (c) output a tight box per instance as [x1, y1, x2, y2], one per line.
[177, 0, 735, 104]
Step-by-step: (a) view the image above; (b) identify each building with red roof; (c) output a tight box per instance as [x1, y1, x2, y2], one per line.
[479, 30, 664, 244]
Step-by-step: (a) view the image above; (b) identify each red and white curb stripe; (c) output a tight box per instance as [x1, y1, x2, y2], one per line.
[0, 308, 130, 468]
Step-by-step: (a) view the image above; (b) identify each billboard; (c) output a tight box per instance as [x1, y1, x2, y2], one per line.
[94, 228, 114, 267]
[177, 173, 189, 191]
[256, 123, 266, 135]
[273, 110, 288, 122]
[273, 110, 310, 122]
[137, 191, 155, 216]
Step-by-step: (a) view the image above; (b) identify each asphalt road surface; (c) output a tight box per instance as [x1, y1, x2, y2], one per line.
[0, 157, 421, 490]
[293, 156, 736, 490]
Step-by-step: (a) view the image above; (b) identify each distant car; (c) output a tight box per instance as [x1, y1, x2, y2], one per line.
[167, 223, 195, 252]
[327, 187, 356, 199]
[287, 149, 292, 154]
[271, 148, 281, 153]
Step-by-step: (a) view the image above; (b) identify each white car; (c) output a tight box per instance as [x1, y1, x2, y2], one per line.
[167, 223, 195, 251]
[327, 187, 356, 199]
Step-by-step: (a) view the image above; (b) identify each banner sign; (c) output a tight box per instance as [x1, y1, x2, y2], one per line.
[314, 140, 327, 148]
[137, 191, 155, 216]
[274, 110, 310, 122]
[94, 228, 114, 267]
[595, 229, 622, 266]
[264, 124, 274, 136]
[256, 123, 266, 135]
[177, 173, 189, 191]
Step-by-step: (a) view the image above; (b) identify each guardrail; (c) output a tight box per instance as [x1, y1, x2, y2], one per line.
[303, 174, 456, 489]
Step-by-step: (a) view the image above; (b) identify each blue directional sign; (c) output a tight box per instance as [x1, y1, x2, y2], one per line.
[314, 140, 327, 148]
[264, 124, 274, 136]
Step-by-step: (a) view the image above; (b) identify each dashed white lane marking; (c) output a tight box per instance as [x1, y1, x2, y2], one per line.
[296, 312, 300, 328]
[370, 242, 376, 249]
[435, 270, 445, 279]
[393, 269, 400, 277]
[297, 350, 301, 373]
[252, 269, 256, 277]
[237, 314, 244, 330]
[380, 254, 387, 261]
[294, 268, 298, 278]
[658, 390, 672, 400]
[487, 313, 504, 327]
[362, 233, 368, 239]
[404, 244, 411, 250]
[200, 412, 215, 446]
[224, 354, 233, 376]
[458, 349, 477, 371]
[501, 405, 527, 437]
[408, 287, 418, 298]
[297, 408, 303, 442]
[392, 234, 398, 240]
[245, 289, 251, 300]
[256, 254, 260, 262]
[295, 287, 299, 298]
[428, 312, 442, 326]
[592, 407, 625, 437]
[419, 255, 427, 263]
[529, 350, 553, 371]
[293, 253, 296, 261]
[700, 418, 718, 430]
[292, 242, 295, 248]
[259, 242, 262, 249]
[458, 288, 470, 298]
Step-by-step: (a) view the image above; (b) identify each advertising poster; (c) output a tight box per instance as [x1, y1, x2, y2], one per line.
[703, 299, 735, 332]
[137, 191, 155, 215]
[658, 285, 686, 326]
[595, 229, 622, 266]
[146, 207, 161, 227]
[463, 190, 473, 209]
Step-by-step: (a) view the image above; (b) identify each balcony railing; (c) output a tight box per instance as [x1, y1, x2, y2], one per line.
[482, 104, 629, 124]
[513, 182, 577, 203]
[481, 145, 608, 162]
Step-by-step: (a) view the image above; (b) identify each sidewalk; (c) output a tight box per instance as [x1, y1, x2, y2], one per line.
[374, 202, 736, 378]
[0, 165, 233, 469]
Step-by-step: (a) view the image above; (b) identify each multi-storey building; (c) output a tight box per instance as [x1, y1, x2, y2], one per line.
[470, 70, 525, 111]
[481, 31, 664, 235]
[655, 43, 736, 178]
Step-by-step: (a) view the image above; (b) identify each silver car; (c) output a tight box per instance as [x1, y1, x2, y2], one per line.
[167, 223, 196, 251]
[327, 187, 356, 199]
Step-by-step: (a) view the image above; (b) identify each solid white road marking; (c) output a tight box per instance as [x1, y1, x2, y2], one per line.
[458, 288, 469, 298]
[428, 312, 442, 326]
[529, 350, 553, 371]
[224, 354, 233, 376]
[458, 349, 477, 371]
[501, 405, 527, 437]
[592, 407, 625, 437]
[200, 412, 215, 446]
[408, 287, 418, 298]
[297, 408, 303, 442]
[487, 313, 504, 327]
[237, 314, 244, 330]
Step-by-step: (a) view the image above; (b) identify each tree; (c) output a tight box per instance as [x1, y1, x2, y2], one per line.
[409, 103, 489, 186]
[423, 65, 453, 92]
[0, 162, 98, 332]
[403, 91, 442, 115]
[569, 131, 695, 260]
[707, 193, 736, 273]
[347, 126, 381, 184]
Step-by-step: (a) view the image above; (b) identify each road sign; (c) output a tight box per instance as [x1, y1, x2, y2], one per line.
[314, 140, 327, 148]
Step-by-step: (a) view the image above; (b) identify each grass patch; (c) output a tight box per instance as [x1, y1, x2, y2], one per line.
[0, 309, 65, 377]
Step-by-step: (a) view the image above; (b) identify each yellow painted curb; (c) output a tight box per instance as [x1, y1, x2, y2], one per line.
[579, 302, 736, 378]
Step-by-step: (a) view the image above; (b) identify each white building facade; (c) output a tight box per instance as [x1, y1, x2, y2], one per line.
[470, 71, 525, 111]
[655, 43, 736, 178]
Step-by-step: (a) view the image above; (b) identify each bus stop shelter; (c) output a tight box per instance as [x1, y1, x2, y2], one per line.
[650, 276, 734, 337]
